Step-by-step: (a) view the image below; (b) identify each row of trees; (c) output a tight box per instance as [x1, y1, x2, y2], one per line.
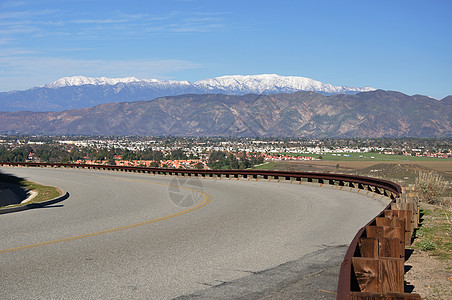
[0, 146, 30, 162]
[208, 151, 264, 170]
[0, 145, 263, 170]
[0, 144, 195, 163]
[0, 144, 93, 163]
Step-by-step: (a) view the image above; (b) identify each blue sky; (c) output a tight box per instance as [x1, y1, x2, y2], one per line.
[0, 0, 451, 99]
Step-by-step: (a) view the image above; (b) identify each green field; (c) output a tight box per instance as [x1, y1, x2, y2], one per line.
[273, 152, 447, 162]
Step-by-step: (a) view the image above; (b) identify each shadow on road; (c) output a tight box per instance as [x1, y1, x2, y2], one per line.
[0, 171, 31, 207]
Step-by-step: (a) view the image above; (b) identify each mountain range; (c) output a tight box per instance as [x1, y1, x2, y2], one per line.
[0, 90, 450, 137]
[0, 74, 375, 112]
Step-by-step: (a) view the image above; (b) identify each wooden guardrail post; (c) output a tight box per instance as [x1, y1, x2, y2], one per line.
[349, 216, 407, 294]
[398, 186, 420, 229]
[384, 209, 412, 246]
[357, 237, 404, 259]
[343, 182, 420, 299]
[351, 256, 404, 293]
[391, 202, 417, 230]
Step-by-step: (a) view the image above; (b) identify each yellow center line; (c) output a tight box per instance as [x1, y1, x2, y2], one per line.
[1, 175, 212, 254]
[319, 289, 336, 294]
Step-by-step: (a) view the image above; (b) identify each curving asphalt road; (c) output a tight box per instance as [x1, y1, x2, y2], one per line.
[0, 167, 389, 299]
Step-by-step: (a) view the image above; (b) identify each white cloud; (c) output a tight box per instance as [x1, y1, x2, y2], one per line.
[73, 18, 137, 25]
[0, 7, 246, 46]
[67, 10, 237, 37]
[0, 1, 27, 9]
[0, 37, 14, 45]
[72, 12, 150, 25]
[0, 23, 41, 35]
[0, 10, 61, 40]
[0, 47, 37, 56]
[170, 23, 228, 32]
[0, 9, 59, 20]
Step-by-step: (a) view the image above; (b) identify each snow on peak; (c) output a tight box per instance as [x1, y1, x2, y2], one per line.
[43, 76, 156, 88]
[41, 74, 375, 95]
[195, 74, 375, 94]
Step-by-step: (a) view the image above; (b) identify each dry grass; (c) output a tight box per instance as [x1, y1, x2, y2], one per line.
[278, 160, 452, 174]
[21, 181, 61, 204]
[414, 204, 452, 260]
[416, 171, 449, 207]
[406, 202, 452, 299]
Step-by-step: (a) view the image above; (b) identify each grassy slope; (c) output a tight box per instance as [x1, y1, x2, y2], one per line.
[414, 205, 452, 261]
[0, 173, 61, 208]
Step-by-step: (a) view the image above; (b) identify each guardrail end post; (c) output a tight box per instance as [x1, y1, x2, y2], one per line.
[351, 257, 404, 293]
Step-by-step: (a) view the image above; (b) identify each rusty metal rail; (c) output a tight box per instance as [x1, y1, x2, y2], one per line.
[0, 162, 419, 299]
[0, 161, 401, 197]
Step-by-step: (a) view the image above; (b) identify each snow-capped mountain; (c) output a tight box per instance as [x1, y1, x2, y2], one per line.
[1, 74, 375, 112]
[194, 74, 375, 94]
[43, 74, 375, 94]
[43, 76, 146, 88]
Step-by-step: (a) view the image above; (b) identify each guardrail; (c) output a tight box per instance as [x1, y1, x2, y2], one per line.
[0, 162, 420, 299]
[0, 162, 401, 197]
[337, 184, 421, 300]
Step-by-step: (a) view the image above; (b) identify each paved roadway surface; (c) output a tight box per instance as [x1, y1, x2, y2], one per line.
[0, 167, 389, 299]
